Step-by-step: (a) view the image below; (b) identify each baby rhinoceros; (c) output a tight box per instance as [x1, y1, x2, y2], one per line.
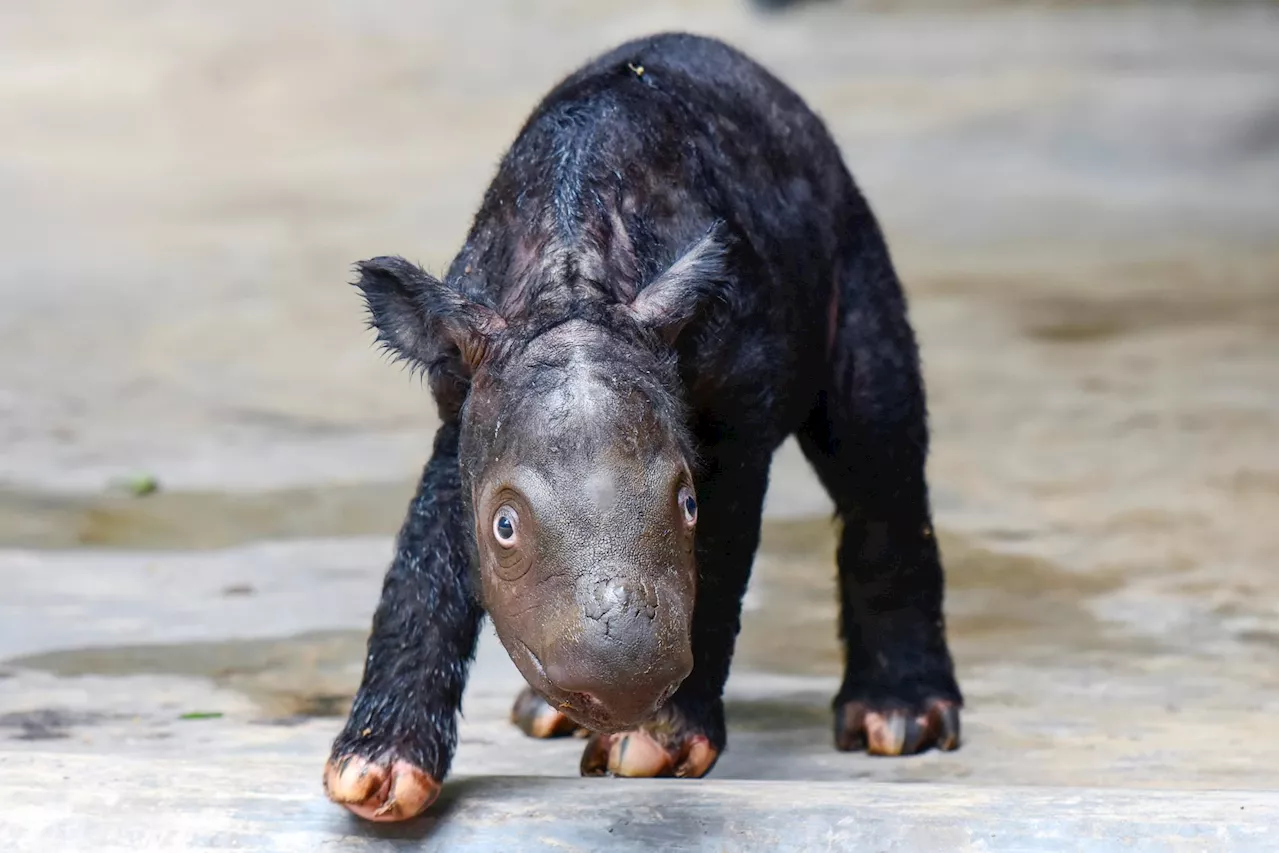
[325, 32, 961, 821]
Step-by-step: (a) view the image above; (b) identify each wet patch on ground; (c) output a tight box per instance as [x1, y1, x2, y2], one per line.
[5, 631, 367, 720]
[723, 696, 832, 733]
[735, 516, 1145, 678]
[1016, 286, 1279, 345]
[913, 251, 1278, 345]
[0, 483, 413, 550]
[0, 709, 116, 741]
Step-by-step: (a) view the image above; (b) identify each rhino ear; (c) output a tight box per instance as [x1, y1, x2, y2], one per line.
[625, 225, 728, 343]
[354, 256, 505, 375]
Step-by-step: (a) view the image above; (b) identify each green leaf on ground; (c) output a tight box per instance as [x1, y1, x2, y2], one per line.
[110, 473, 161, 497]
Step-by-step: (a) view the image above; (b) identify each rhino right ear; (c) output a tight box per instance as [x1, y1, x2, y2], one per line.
[354, 256, 506, 376]
[625, 225, 729, 344]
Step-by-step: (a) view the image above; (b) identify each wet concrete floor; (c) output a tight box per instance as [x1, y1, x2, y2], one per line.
[0, 0, 1275, 848]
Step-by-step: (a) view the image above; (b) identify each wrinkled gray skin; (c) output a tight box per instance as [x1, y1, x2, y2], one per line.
[459, 319, 699, 732]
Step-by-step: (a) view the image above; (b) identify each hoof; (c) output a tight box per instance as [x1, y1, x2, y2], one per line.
[323, 754, 440, 822]
[580, 727, 719, 778]
[510, 686, 587, 739]
[834, 697, 960, 756]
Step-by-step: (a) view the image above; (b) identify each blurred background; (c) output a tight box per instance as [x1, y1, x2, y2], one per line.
[0, 0, 1275, 828]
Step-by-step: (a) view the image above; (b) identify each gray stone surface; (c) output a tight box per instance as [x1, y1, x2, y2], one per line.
[2, 753, 1275, 852]
[0, 0, 1275, 849]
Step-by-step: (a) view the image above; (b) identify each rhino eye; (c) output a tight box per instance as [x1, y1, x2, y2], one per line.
[678, 486, 697, 526]
[493, 506, 519, 547]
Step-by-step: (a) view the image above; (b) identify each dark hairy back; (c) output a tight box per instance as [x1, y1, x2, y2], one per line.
[441, 33, 870, 434]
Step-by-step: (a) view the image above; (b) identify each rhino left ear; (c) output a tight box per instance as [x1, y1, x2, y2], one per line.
[354, 256, 506, 376]
[625, 225, 728, 343]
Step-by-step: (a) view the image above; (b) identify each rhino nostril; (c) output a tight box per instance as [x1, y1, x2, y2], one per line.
[545, 660, 588, 696]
